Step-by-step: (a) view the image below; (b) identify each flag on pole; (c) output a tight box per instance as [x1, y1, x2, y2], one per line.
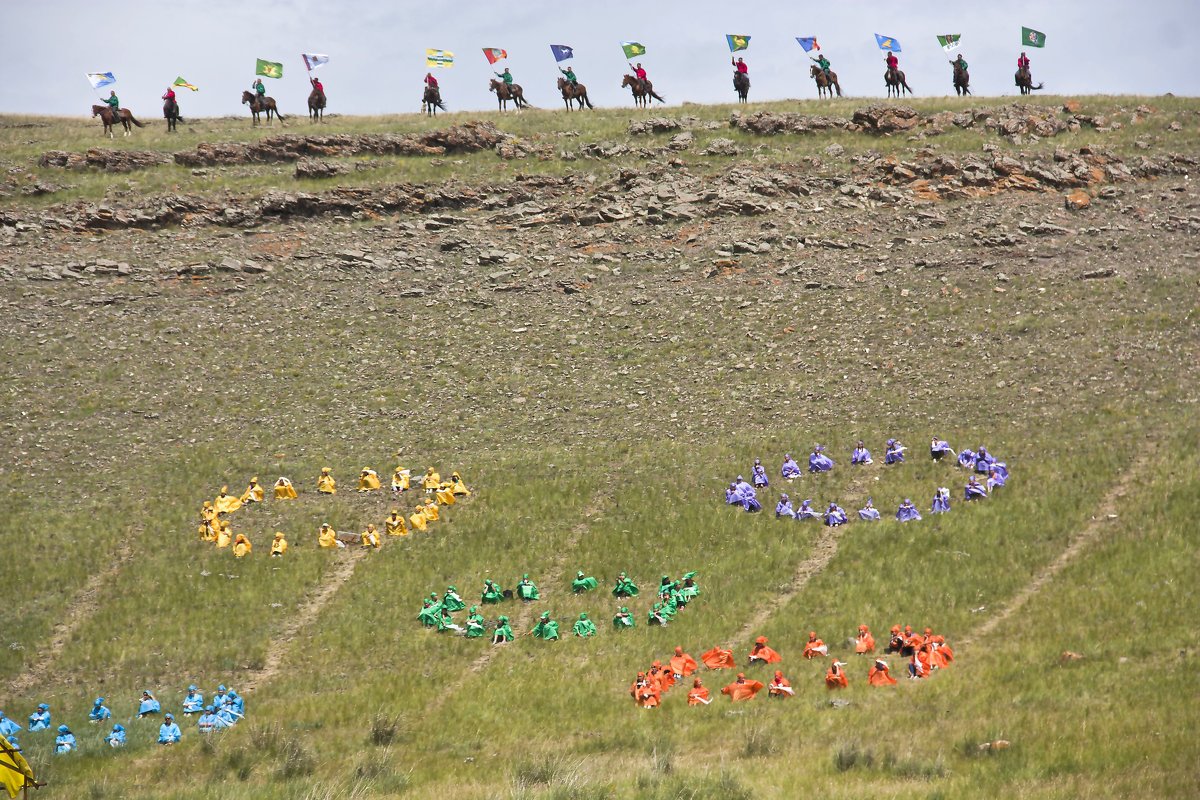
[795, 37, 820, 52]
[1, 733, 37, 799]
[86, 72, 116, 90]
[256, 58, 284, 78]
[426, 49, 454, 68]
[1021, 27, 1046, 48]
[302, 53, 330, 71]
[550, 44, 574, 62]
[482, 47, 508, 64]
[173, 76, 199, 92]
[725, 34, 750, 52]
[936, 34, 961, 52]
[874, 34, 901, 52]
[621, 41, 646, 59]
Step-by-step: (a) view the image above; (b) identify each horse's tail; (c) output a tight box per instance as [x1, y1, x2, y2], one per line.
[583, 93, 594, 109]
[275, 108, 286, 121]
[652, 91, 666, 103]
[1031, 83, 1044, 91]
[128, 114, 144, 128]
[834, 81, 842, 98]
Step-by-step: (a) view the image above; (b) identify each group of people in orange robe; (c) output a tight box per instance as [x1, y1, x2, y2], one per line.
[628, 623, 955, 707]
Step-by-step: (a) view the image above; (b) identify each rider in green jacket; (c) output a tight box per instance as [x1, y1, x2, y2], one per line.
[559, 66, 577, 86]
[811, 54, 831, 80]
[495, 68, 513, 86]
[102, 91, 120, 114]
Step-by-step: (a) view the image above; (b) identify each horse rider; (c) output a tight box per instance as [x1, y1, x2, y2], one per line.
[310, 75, 324, 97]
[1017, 51, 1031, 74]
[424, 72, 439, 92]
[811, 53, 832, 81]
[732, 56, 748, 76]
[252, 78, 267, 105]
[101, 90, 120, 117]
[629, 62, 648, 92]
[559, 65, 578, 87]
[162, 85, 176, 106]
[495, 68, 514, 89]
[885, 51, 900, 81]
[952, 53, 968, 74]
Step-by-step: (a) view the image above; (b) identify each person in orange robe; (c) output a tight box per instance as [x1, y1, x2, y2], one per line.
[748, 635, 782, 665]
[701, 645, 735, 670]
[648, 661, 675, 693]
[768, 670, 795, 698]
[802, 631, 828, 659]
[669, 646, 698, 678]
[721, 673, 764, 702]
[932, 635, 955, 666]
[825, 660, 849, 689]
[854, 624, 875, 654]
[903, 625, 921, 657]
[868, 658, 897, 686]
[886, 625, 905, 654]
[630, 674, 660, 708]
[687, 677, 712, 705]
[909, 646, 932, 679]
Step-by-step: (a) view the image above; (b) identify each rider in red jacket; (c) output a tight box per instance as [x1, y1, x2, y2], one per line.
[162, 87, 176, 102]
[732, 57, 748, 74]
[425, 73, 439, 88]
[886, 52, 899, 72]
[1017, 52, 1031, 71]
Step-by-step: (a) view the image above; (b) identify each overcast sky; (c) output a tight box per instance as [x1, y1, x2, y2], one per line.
[2, 0, 1197, 117]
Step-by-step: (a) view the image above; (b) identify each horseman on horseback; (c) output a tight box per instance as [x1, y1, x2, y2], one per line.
[629, 62, 648, 94]
[162, 85, 182, 131]
[252, 78, 266, 107]
[560, 65, 578, 88]
[811, 53, 831, 82]
[885, 51, 900, 86]
[310, 76, 325, 99]
[423, 72, 446, 114]
[495, 68, 514, 89]
[101, 90, 120, 117]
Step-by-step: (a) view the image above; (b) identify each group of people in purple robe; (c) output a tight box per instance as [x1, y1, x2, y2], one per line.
[724, 437, 1010, 524]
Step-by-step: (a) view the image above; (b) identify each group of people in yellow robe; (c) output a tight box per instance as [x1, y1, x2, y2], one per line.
[196, 466, 470, 556]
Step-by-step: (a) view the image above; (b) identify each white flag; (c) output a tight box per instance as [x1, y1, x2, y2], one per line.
[302, 53, 330, 71]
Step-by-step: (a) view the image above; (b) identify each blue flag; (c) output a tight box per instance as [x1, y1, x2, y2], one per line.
[86, 72, 116, 90]
[550, 44, 574, 62]
[874, 34, 901, 52]
[795, 37, 820, 52]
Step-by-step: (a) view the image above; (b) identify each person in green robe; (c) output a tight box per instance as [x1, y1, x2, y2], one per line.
[613, 606, 635, 629]
[679, 572, 700, 600]
[559, 66, 577, 86]
[532, 611, 559, 640]
[648, 602, 669, 626]
[659, 575, 673, 595]
[417, 598, 440, 628]
[516, 574, 540, 602]
[612, 572, 639, 598]
[495, 68, 514, 86]
[481, 579, 505, 604]
[669, 582, 689, 608]
[464, 606, 486, 638]
[435, 608, 462, 633]
[442, 586, 466, 612]
[810, 54, 832, 81]
[492, 615, 514, 644]
[952, 54, 968, 73]
[572, 571, 598, 593]
[101, 91, 120, 114]
[572, 612, 597, 637]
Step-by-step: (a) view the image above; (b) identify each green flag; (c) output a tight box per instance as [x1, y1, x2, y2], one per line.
[256, 58, 284, 79]
[621, 41, 646, 59]
[1021, 27, 1046, 48]
[936, 34, 961, 52]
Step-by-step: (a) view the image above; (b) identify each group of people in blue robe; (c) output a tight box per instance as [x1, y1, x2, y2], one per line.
[726, 436, 1011, 525]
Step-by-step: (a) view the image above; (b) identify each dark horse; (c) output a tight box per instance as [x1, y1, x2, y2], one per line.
[621, 74, 665, 108]
[885, 68, 913, 97]
[489, 79, 530, 111]
[952, 63, 971, 96]
[423, 86, 446, 116]
[1015, 68, 1043, 95]
[92, 105, 144, 138]
[809, 65, 842, 98]
[308, 88, 326, 122]
[163, 97, 184, 132]
[241, 90, 285, 124]
[557, 77, 593, 110]
[733, 71, 750, 104]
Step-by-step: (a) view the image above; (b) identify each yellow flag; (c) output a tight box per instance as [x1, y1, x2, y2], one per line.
[0, 734, 35, 799]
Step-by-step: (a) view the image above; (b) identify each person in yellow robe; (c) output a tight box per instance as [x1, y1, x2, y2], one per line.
[198, 503, 219, 542]
[317, 468, 337, 495]
[361, 524, 381, 549]
[240, 477, 264, 505]
[435, 482, 457, 506]
[270, 532, 288, 556]
[214, 486, 242, 515]
[451, 471, 470, 496]
[409, 505, 429, 533]
[422, 467, 441, 493]
[215, 522, 233, 548]
[318, 523, 343, 549]
[201, 501, 217, 525]
[198, 520, 217, 542]
[385, 510, 408, 537]
[233, 534, 252, 558]
[423, 497, 440, 522]
[391, 467, 411, 494]
[273, 477, 298, 500]
[357, 468, 381, 493]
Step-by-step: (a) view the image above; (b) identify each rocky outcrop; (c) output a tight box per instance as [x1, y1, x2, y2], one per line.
[39, 148, 171, 172]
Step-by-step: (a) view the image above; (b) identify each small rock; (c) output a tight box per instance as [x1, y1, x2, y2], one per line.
[1065, 190, 1091, 210]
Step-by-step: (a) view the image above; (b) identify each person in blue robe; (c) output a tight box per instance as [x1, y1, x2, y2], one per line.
[796, 499, 819, 520]
[931, 487, 951, 514]
[227, 689, 245, 718]
[775, 493, 796, 519]
[930, 437, 953, 461]
[740, 484, 762, 512]
[211, 685, 228, 713]
[751, 459, 770, 489]
[197, 706, 218, 733]
[158, 713, 182, 745]
[216, 704, 238, 727]
[88, 697, 112, 723]
[54, 725, 76, 754]
[957, 449, 977, 469]
[808, 446, 834, 473]
[137, 691, 161, 717]
[27, 704, 50, 732]
[735, 475, 754, 496]
[105, 723, 126, 747]
[182, 685, 204, 715]
[725, 483, 742, 505]
[987, 463, 1009, 492]
[974, 446, 996, 474]
[858, 499, 881, 521]
[781, 454, 801, 480]
[824, 502, 848, 526]
[851, 441, 873, 465]
[896, 498, 921, 521]
[965, 476, 988, 501]
[884, 439, 907, 465]
[0, 711, 20, 736]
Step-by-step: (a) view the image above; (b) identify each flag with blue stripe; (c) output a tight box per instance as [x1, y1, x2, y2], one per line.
[874, 34, 901, 52]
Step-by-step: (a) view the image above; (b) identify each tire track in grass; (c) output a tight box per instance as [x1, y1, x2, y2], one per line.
[960, 454, 1147, 648]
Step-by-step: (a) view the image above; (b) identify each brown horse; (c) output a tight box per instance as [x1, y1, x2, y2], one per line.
[163, 97, 184, 132]
[952, 63, 971, 96]
[92, 105, 144, 138]
[241, 90, 285, 124]
[809, 65, 842, 98]
[1015, 68, 1043, 95]
[621, 74, 665, 107]
[423, 85, 446, 116]
[733, 71, 750, 104]
[557, 77, 593, 110]
[489, 79, 530, 111]
[885, 68, 912, 97]
[307, 88, 326, 122]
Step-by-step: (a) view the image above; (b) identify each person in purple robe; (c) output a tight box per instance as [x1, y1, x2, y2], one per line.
[781, 454, 801, 481]
[931, 487, 951, 514]
[930, 437, 953, 461]
[775, 493, 796, 519]
[957, 449, 977, 470]
[974, 446, 996, 474]
[965, 476, 988, 501]
[796, 499, 819, 520]
[987, 465, 1007, 492]
[741, 484, 762, 513]
[884, 439, 907, 465]
[823, 502, 848, 526]
[851, 441, 873, 465]
[751, 459, 770, 489]
[735, 475, 754, 496]
[895, 498, 921, 522]
[726, 483, 742, 505]
[808, 446, 834, 473]
[858, 499, 881, 521]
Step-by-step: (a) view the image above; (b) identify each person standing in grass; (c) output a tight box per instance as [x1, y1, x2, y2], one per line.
[571, 571, 598, 593]
[532, 612, 559, 640]
[492, 615, 514, 644]
[158, 714, 181, 745]
[572, 613, 597, 637]
[516, 574, 540, 602]
[481, 579, 505, 604]
[612, 606, 635, 630]
[612, 572, 639, 598]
